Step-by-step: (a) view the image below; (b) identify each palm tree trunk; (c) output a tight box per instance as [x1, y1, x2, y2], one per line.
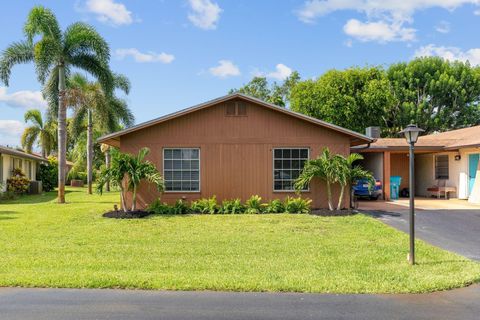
[337, 184, 345, 210]
[87, 108, 93, 195]
[119, 185, 127, 213]
[131, 186, 137, 211]
[105, 150, 110, 192]
[326, 181, 333, 211]
[57, 64, 66, 204]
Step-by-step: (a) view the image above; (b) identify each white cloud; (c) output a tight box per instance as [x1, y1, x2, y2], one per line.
[296, 0, 479, 42]
[0, 120, 25, 147]
[85, 0, 133, 26]
[188, 0, 222, 30]
[115, 48, 175, 63]
[266, 64, 293, 80]
[343, 19, 415, 42]
[209, 60, 241, 78]
[0, 87, 47, 110]
[414, 44, 480, 65]
[435, 20, 451, 33]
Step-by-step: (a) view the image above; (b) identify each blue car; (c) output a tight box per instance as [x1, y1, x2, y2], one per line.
[353, 178, 383, 200]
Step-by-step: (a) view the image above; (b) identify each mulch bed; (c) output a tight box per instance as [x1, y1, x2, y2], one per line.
[102, 210, 152, 219]
[310, 209, 357, 216]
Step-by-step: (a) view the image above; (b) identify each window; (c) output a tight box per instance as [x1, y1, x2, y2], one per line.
[163, 148, 200, 192]
[435, 155, 449, 180]
[225, 101, 247, 116]
[273, 148, 309, 191]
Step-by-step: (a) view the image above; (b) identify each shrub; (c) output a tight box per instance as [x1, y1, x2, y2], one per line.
[219, 199, 245, 214]
[7, 169, 30, 194]
[1, 190, 17, 200]
[38, 157, 58, 192]
[245, 195, 263, 214]
[284, 196, 312, 214]
[263, 199, 285, 213]
[171, 199, 190, 214]
[191, 196, 218, 214]
[147, 199, 172, 214]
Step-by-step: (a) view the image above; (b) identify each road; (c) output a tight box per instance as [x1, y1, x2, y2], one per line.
[1, 286, 479, 320]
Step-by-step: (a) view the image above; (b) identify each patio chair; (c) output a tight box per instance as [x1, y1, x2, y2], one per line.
[427, 180, 456, 199]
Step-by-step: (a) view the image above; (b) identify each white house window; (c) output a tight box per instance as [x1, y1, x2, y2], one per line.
[273, 148, 309, 191]
[163, 148, 200, 192]
[435, 155, 449, 180]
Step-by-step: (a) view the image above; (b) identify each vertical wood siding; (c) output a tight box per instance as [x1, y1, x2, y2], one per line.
[120, 98, 351, 209]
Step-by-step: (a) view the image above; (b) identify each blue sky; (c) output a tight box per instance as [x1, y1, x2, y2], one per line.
[2, 0, 480, 147]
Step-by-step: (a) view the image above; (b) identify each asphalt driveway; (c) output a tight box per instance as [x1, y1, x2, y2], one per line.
[359, 200, 480, 260]
[1, 286, 480, 320]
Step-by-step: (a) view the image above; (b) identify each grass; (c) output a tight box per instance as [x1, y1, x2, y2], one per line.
[0, 187, 479, 294]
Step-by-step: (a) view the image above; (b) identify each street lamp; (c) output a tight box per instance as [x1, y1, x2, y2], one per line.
[399, 124, 424, 265]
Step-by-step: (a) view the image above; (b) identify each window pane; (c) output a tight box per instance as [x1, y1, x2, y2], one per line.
[191, 160, 199, 170]
[182, 171, 191, 180]
[274, 159, 282, 169]
[283, 149, 291, 158]
[164, 160, 173, 170]
[164, 171, 172, 180]
[164, 149, 173, 159]
[274, 149, 282, 158]
[181, 149, 192, 159]
[282, 160, 290, 169]
[274, 181, 282, 190]
[274, 170, 281, 179]
[182, 160, 190, 170]
[173, 160, 182, 169]
[172, 171, 182, 180]
[181, 181, 191, 191]
[172, 149, 181, 159]
[173, 181, 181, 190]
[292, 149, 299, 158]
[191, 149, 199, 159]
[191, 181, 199, 191]
[300, 149, 308, 158]
[292, 160, 300, 169]
[191, 171, 199, 180]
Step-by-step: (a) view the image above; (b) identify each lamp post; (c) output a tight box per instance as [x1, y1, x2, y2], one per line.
[399, 124, 424, 265]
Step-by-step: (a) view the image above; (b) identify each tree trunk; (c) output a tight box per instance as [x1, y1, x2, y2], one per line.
[105, 149, 111, 192]
[131, 186, 137, 211]
[57, 64, 66, 204]
[326, 182, 333, 211]
[337, 184, 345, 210]
[87, 108, 93, 195]
[119, 185, 127, 213]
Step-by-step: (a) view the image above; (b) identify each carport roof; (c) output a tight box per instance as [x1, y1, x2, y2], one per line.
[355, 125, 480, 152]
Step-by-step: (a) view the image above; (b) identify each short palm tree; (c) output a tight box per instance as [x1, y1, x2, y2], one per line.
[97, 148, 164, 212]
[0, 6, 113, 203]
[67, 73, 133, 194]
[21, 109, 56, 157]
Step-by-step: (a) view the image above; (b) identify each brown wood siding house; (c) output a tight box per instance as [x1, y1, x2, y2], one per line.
[99, 94, 372, 209]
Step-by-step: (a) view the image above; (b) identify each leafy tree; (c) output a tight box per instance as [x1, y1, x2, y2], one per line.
[230, 71, 300, 107]
[97, 148, 164, 212]
[38, 156, 58, 192]
[0, 6, 113, 203]
[385, 57, 480, 135]
[21, 109, 56, 157]
[67, 73, 133, 194]
[290, 67, 394, 134]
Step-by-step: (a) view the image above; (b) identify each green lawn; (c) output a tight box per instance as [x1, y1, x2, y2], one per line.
[0, 187, 479, 293]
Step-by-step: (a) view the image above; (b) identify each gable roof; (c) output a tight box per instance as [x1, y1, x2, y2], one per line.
[98, 93, 373, 147]
[0, 145, 46, 162]
[356, 125, 480, 152]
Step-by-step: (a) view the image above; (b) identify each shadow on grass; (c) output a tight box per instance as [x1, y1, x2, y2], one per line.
[0, 210, 17, 220]
[417, 259, 476, 266]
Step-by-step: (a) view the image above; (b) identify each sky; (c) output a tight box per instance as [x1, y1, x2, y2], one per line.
[2, 0, 480, 147]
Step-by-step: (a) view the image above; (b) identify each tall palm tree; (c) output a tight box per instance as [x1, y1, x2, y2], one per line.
[21, 109, 56, 157]
[67, 73, 133, 194]
[0, 6, 113, 203]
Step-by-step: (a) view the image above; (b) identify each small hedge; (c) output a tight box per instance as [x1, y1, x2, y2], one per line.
[147, 195, 312, 215]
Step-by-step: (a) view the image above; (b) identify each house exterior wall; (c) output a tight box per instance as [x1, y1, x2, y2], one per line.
[0, 153, 39, 192]
[119, 99, 352, 209]
[360, 153, 383, 182]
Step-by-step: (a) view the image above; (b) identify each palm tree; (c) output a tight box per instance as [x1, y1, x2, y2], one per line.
[21, 109, 56, 157]
[67, 73, 133, 194]
[295, 148, 337, 210]
[334, 153, 370, 210]
[0, 6, 113, 203]
[97, 148, 164, 212]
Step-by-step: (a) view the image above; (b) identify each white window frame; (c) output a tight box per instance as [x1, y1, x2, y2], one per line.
[163, 148, 201, 193]
[272, 147, 310, 192]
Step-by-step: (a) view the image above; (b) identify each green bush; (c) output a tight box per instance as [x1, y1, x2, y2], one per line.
[191, 196, 218, 214]
[263, 199, 285, 213]
[219, 199, 245, 214]
[68, 170, 88, 183]
[245, 195, 263, 214]
[38, 157, 58, 192]
[284, 196, 312, 214]
[147, 199, 172, 214]
[171, 199, 190, 214]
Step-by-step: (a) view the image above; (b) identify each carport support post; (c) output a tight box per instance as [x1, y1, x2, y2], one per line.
[408, 142, 415, 265]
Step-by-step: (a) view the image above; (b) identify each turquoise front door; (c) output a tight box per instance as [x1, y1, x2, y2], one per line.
[469, 154, 480, 195]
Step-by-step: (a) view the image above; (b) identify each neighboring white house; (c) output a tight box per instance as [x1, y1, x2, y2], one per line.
[355, 126, 480, 204]
[0, 145, 46, 191]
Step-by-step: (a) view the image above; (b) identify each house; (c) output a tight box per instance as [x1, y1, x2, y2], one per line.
[0, 145, 46, 192]
[355, 126, 480, 204]
[98, 93, 373, 209]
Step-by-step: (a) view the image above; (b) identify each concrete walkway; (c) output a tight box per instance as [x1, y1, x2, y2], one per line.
[1, 286, 479, 320]
[359, 199, 480, 260]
